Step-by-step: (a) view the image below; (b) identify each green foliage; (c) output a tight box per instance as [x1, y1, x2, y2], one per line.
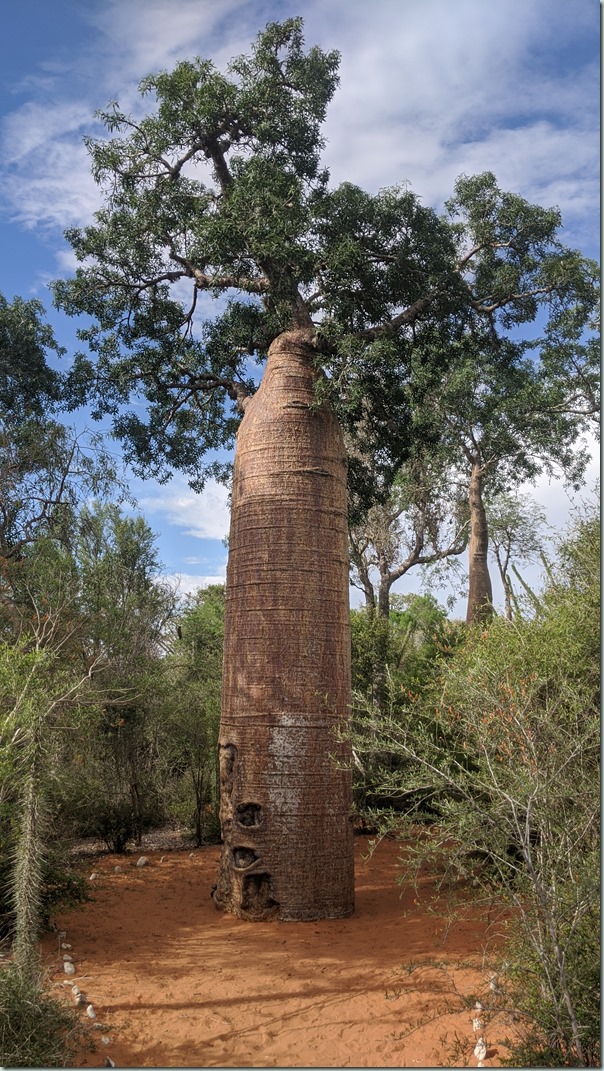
[163, 585, 224, 844]
[351, 594, 461, 704]
[0, 291, 64, 423]
[0, 423, 120, 562]
[351, 510, 600, 1066]
[350, 595, 463, 819]
[0, 963, 84, 1068]
[39, 855, 90, 926]
[75, 501, 175, 663]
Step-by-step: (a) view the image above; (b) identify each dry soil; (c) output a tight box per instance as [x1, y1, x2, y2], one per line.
[41, 835, 517, 1068]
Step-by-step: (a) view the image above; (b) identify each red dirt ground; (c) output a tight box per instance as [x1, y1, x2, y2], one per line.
[41, 837, 517, 1068]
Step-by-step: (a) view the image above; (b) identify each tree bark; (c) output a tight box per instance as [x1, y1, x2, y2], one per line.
[214, 329, 354, 921]
[466, 461, 494, 625]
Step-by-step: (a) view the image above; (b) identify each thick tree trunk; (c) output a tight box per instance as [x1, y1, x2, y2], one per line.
[466, 461, 494, 625]
[214, 330, 354, 921]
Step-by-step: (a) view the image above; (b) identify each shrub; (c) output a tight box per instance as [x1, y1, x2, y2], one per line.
[0, 963, 85, 1068]
[352, 512, 600, 1067]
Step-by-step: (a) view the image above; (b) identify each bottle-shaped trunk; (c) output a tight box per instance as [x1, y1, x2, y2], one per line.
[466, 461, 494, 625]
[214, 330, 354, 921]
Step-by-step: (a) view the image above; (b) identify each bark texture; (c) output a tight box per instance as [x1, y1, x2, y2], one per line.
[466, 461, 494, 625]
[214, 330, 354, 921]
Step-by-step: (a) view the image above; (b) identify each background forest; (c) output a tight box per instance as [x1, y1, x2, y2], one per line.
[0, 9, 600, 1069]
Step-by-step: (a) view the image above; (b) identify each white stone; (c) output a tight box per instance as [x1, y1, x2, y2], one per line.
[101, 1036, 111, 1045]
[136, 856, 148, 867]
[86, 1004, 96, 1019]
[89, 873, 98, 881]
[63, 954, 73, 962]
[114, 866, 122, 873]
[473, 1037, 487, 1061]
[63, 962, 76, 975]
[61, 942, 72, 949]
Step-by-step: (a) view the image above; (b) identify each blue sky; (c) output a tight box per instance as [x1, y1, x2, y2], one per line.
[0, 0, 599, 612]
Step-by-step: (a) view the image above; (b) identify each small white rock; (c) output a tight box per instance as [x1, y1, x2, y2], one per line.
[86, 1004, 96, 1019]
[474, 1037, 487, 1061]
[101, 1036, 111, 1045]
[89, 872, 98, 881]
[71, 985, 81, 996]
[104, 1058, 116, 1068]
[75, 993, 87, 1006]
[58, 930, 67, 939]
[61, 942, 72, 949]
[474, 1000, 484, 1011]
[63, 962, 76, 975]
[472, 1017, 484, 1032]
[63, 954, 73, 962]
[160, 856, 165, 863]
[114, 865, 122, 873]
[136, 856, 148, 868]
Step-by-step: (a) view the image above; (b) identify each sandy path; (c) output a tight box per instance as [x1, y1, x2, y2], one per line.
[42, 838, 513, 1068]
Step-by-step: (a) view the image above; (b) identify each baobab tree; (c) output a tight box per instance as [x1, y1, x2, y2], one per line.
[53, 21, 596, 918]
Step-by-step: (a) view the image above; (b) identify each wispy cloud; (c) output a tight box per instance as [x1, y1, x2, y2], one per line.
[137, 476, 230, 542]
[82, 0, 255, 84]
[167, 568, 227, 597]
[0, 0, 597, 257]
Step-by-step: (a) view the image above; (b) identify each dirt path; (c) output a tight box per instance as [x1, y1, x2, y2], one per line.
[41, 838, 515, 1068]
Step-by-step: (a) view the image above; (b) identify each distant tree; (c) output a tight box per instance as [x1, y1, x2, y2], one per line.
[76, 501, 175, 664]
[349, 456, 468, 619]
[165, 585, 224, 845]
[57, 503, 176, 850]
[429, 174, 599, 625]
[349, 456, 467, 707]
[486, 491, 549, 620]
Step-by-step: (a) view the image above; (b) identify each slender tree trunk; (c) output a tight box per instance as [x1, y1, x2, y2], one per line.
[371, 577, 391, 712]
[502, 576, 513, 622]
[493, 548, 514, 621]
[466, 461, 494, 625]
[214, 329, 354, 921]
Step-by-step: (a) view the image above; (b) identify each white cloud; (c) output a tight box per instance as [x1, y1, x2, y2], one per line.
[138, 476, 231, 541]
[0, 0, 597, 247]
[82, 0, 255, 83]
[167, 568, 227, 597]
[523, 434, 599, 529]
[1, 100, 100, 231]
[315, 1, 598, 246]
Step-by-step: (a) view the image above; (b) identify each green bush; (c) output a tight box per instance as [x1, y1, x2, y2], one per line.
[57, 760, 165, 852]
[351, 512, 600, 1067]
[0, 963, 85, 1068]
